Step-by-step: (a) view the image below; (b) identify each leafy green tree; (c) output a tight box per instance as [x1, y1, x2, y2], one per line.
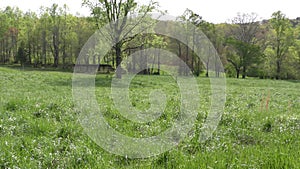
[48, 4, 62, 67]
[227, 13, 262, 78]
[0, 9, 10, 63]
[176, 9, 204, 76]
[178, 9, 225, 77]
[83, 0, 159, 78]
[149, 34, 167, 75]
[19, 11, 39, 65]
[0, 7, 22, 63]
[199, 21, 221, 77]
[269, 11, 294, 79]
[16, 41, 26, 66]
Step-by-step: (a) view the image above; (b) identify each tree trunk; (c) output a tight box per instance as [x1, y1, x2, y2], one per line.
[42, 30, 47, 65]
[144, 53, 148, 75]
[53, 32, 59, 67]
[177, 41, 183, 75]
[191, 27, 195, 73]
[276, 60, 280, 80]
[242, 66, 246, 79]
[206, 62, 209, 77]
[236, 69, 240, 78]
[215, 51, 220, 77]
[93, 54, 96, 64]
[132, 53, 136, 73]
[157, 49, 160, 75]
[62, 46, 66, 68]
[53, 45, 59, 67]
[115, 42, 122, 79]
[27, 43, 31, 64]
[185, 45, 189, 76]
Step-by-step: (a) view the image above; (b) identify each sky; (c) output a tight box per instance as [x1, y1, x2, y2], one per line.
[0, 0, 299, 23]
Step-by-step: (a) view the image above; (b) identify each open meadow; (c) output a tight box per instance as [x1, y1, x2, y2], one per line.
[0, 66, 300, 168]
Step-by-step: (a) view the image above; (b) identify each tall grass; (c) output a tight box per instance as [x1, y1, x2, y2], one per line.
[0, 66, 299, 168]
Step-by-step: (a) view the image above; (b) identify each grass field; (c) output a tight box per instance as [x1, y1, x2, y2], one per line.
[0, 66, 300, 168]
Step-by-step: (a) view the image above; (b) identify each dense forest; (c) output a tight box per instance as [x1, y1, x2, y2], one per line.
[1, 1, 300, 79]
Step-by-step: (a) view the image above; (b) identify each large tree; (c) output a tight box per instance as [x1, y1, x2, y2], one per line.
[227, 13, 261, 78]
[226, 38, 262, 78]
[83, 0, 159, 78]
[269, 11, 294, 79]
[48, 4, 62, 67]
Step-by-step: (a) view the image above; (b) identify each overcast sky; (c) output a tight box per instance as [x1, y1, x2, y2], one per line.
[0, 0, 299, 23]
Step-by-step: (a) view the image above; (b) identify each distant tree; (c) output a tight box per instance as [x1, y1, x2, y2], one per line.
[227, 37, 262, 78]
[269, 11, 294, 79]
[16, 41, 26, 66]
[228, 13, 261, 78]
[0, 9, 10, 63]
[0, 7, 22, 63]
[177, 9, 204, 76]
[48, 4, 62, 67]
[21, 11, 38, 65]
[199, 21, 220, 77]
[150, 35, 167, 75]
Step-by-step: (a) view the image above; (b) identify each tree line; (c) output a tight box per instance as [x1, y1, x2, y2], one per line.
[1, 0, 300, 79]
[0, 4, 95, 68]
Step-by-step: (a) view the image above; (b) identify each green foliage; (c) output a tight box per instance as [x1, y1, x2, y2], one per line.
[82, 0, 160, 78]
[269, 11, 295, 79]
[0, 4, 95, 67]
[227, 37, 262, 77]
[226, 13, 262, 79]
[1, 5, 300, 80]
[16, 41, 26, 66]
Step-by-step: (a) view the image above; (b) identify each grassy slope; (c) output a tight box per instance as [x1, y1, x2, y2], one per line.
[0, 66, 299, 168]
